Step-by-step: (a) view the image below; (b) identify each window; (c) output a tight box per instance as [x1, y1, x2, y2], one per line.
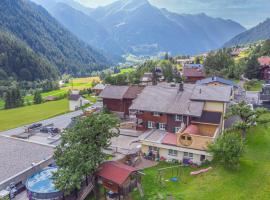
[187, 136, 192, 141]
[168, 149, 177, 156]
[149, 146, 158, 152]
[159, 123, 166, 131]
[184, 152, 193, 158]
[175, 115, 183, 121]
[148, 121, 154, 129]
[200, 155, 206, 161]
[181, 135, 186, 140]
[153, 112, 160, 116]
[175, 127, 181, 133]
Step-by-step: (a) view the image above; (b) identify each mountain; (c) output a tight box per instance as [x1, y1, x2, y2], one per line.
[224, 19, 270, 47]
[34, 1, 123, 62]
[33, 0, 246, 57]
[88, 0, 246, 55]
[0, 30, 58, 81]
[0, 0, 109, 76]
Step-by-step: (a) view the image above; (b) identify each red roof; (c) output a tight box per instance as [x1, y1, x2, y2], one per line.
[162, 133, 177, 146]
[258, 56, 270, 66]
[183, 68, 205, 78]
[183, 124, 200, 135]
[97, 161, 137, 185]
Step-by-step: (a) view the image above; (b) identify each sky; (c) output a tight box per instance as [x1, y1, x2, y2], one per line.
[75, 0, 270, 28]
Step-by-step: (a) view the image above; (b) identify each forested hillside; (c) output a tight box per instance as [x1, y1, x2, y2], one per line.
[0, 30, 58, 81]
[224, 19, 270, 47]
[0, 0, 109, 76]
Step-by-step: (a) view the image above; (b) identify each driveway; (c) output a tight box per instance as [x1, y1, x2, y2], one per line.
[0, 110, 83, 138]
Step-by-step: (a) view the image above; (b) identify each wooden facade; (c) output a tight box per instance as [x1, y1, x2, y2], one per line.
[136, 111, 187, 133]
[103, 98, 133, 116]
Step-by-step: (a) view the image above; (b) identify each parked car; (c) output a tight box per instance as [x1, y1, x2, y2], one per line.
[40, 127, 60, 134]
[28, 123, 42, 130]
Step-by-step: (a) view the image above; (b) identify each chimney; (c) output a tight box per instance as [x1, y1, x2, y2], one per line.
[179, 82, 184, 92]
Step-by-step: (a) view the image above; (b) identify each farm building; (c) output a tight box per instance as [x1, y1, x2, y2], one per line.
[99, 85, 144, 118]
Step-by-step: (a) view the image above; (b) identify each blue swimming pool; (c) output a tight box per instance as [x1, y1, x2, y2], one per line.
[26, 167, 63, 200]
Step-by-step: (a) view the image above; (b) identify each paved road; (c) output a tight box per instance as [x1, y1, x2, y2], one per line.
[0, 110, 83, 137]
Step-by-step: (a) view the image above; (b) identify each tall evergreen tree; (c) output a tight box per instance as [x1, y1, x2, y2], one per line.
[33, 90, 42, 104]
[4, 87, 23, 109]
[245, 55, 260, 79]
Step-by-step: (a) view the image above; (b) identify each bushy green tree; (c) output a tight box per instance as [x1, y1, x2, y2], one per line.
[245, 55, 260, 79]
[208, 132, 244, 170]
[4, 87, 24, 109]
[33, 90, 42, 104]
[53, 113, 120, 194]
[226, 101, 269, 139]
[204, 49, 235, 77]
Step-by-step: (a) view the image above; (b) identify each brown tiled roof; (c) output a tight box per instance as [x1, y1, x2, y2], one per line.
[99, 86, 129, 99]
[97, 161, 137, 185]
[99, 85, 143, 100]
[183, 67, 205, 78]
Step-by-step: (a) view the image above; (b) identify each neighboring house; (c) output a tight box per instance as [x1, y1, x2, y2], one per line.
[196, 76, 238, 88]
[129, 83, 231, 165]
[45, 96, 57, 101]
[99, 85, 144, 118]
[183, 67, 205, 83]
[92, 83, 106, 95]
[184, 64, 204, 68]
[140, 73, 153, 86]
[96, 161, 141, 198]
[0, 136, 54, 190]
[175, 58, 194, 66]
[259, 84, 270, 102]
[68, 90, 89, 111]
[258, 56, 270, 81]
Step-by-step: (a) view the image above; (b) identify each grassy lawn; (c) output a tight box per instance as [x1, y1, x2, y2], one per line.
[83, 94, 98, 104]
[132, 115, 270, 200]
[0, 99, 69, 131]
[24, 89, 68, 103]
[63, 76, 100, 90]
[244, 80, 264, 91]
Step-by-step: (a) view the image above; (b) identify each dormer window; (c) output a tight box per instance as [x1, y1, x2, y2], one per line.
[175, 115, 183, 121]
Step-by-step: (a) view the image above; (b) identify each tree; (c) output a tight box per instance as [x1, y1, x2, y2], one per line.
[4, 87, 23, 109]
[260, 39, 270, 56]
[245, 55, 260, 79]
[159, 60, 174, 82]
[204, 49, 235, 77]
[53, 113, 120, 194]
[226, 101, 269, 139]
[208, 132, 244, 170]
[33, 90, 42, 104]
[164, 52, 169, 60]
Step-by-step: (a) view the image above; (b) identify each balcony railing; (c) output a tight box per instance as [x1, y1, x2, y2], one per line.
[260, 94, 270, 101]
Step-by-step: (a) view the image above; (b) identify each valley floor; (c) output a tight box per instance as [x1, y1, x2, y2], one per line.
[0, 99, 69, 131]
[132, 114, 270, 200]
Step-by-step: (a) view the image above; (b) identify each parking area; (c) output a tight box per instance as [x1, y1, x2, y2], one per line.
[0, 110, 83, 146]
